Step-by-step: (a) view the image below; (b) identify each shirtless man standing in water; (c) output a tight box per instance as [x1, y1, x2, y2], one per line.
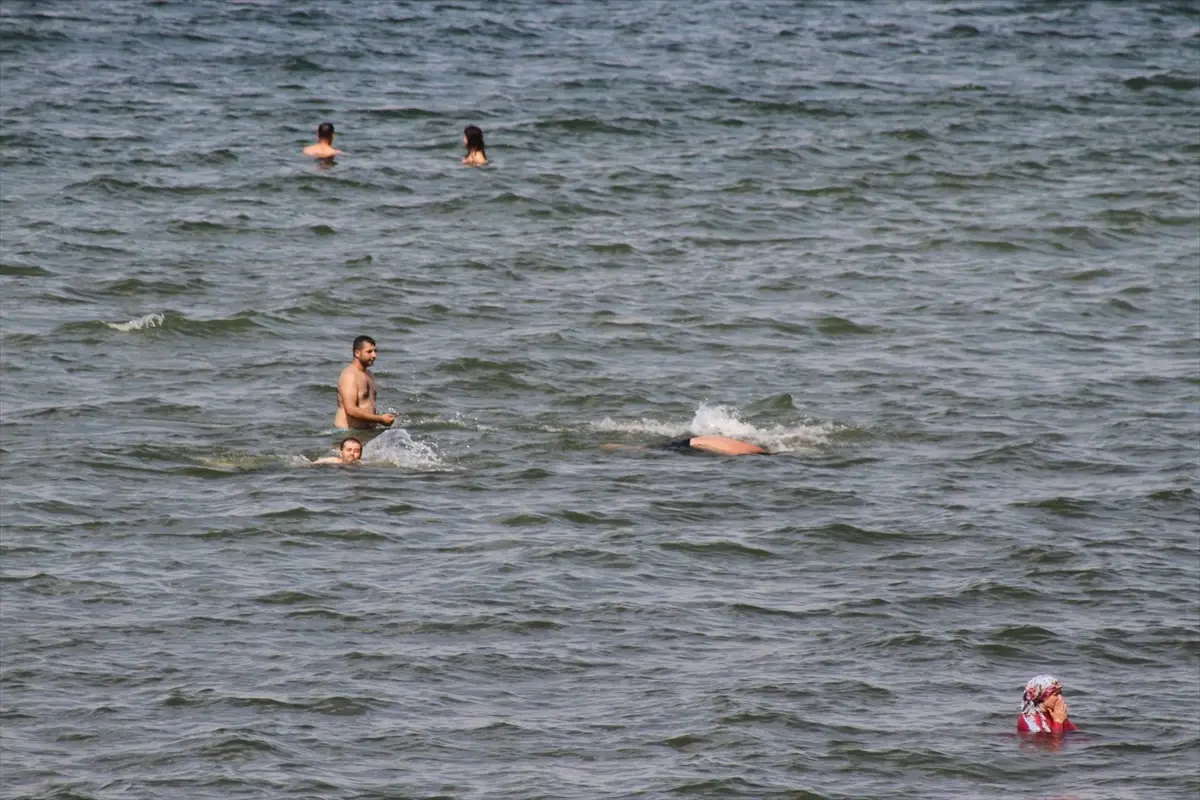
[335, 335, 395, 430]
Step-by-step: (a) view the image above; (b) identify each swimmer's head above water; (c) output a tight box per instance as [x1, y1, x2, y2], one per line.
[314, 436, 363, 465]
[462, 125, 487, 166]
[339, 437, 363, 462]
[352, 334, 377, 367]
[303, 121, 343, 159]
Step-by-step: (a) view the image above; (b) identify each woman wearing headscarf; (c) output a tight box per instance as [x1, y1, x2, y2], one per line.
[1017, 675, 1079, 735]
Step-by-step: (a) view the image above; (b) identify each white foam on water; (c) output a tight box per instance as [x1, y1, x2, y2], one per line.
[443, 412, 495, 431]
[591, 416, 691, 438]
[106, 312, 165, 332]
[689, 403, 838, 454]
[362, 427, 450, 471]
[592, 403, 838, 454]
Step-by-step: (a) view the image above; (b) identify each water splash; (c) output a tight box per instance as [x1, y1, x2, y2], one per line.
[362, 428, 449, 470]
[106, 312, 164, 331]
[593, 403, 837, 454]
[591, 416, 690, 438]
[690, 403, 835, 453]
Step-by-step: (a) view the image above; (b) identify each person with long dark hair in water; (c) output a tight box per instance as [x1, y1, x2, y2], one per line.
[462, 125, 488, 166]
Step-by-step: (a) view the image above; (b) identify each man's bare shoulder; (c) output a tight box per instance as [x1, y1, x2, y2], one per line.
[303, 143, 343, 158]
[338, 362, 365, 384]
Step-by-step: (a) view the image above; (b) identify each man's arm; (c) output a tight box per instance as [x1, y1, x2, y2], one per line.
[338, 371, 393, 426]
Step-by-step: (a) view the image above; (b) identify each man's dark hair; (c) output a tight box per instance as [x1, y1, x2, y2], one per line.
[318, 122, 335, 141]
[352, 335, 375, 353]
[464, 125, 486, 156]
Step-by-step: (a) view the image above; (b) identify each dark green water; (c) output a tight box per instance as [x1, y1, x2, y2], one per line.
[1, 2, 1197, 798]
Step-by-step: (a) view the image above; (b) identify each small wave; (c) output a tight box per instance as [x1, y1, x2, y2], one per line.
[106, 312, 164, 332]
[362, 428, 450, 470]
[939, 24, 981, 38]
[283, 55, 322, 72]
[815, 315, 877, 336]
[1124, 73, 1198, 92]
[362, 106, 443, 119]
[0, 262, 52, 277]
[727, 98, 852, 119]
[532, 116, 636, 135]
[888, 127, 934, 142]
[64, 176, 219, 197]
[592, 416, 690, 438]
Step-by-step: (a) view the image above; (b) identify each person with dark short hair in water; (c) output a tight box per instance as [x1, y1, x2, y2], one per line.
[462, 125, 488, 166]
[303, 122, 343, 159]
[334, 335, 395, 430]
[604, 435, 769, 456]
[313, 437, 363, 465]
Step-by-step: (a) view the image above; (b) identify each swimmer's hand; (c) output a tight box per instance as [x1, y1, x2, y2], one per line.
[1042, 693, 1068, 724]
[379, 413, 395, 426]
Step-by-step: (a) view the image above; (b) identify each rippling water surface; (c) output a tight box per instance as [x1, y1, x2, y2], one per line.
[2, 2, 1198, 798]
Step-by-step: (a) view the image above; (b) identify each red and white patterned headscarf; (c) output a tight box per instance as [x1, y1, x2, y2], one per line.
[1021, 675, 1062, 715]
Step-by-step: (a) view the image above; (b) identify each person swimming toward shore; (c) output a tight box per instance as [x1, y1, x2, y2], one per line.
[603, 435, 769, 456]
[313, 437, 363, 465]
[462, 125, 487, 166]
[303, 122, 343, 159]
[1017, 675, 1079, 735]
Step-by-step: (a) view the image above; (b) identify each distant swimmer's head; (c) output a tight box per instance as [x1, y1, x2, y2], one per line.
[462, 125, 487, 165]
[317, 122, 336, 143]
[339, 436, 363, 463]
[352, 334, 377, 367]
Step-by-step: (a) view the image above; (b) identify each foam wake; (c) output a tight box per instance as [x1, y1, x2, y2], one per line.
[106, 312, 165, 331]
[362, 428, 450, 470]
[592, 403, 836, 454]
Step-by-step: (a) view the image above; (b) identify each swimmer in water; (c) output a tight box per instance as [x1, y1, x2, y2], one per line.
[335, 335, 395, 430]
[1017, 675, 1079, 735]
[303, 122, 343, 159]
[313, 437, 363, 465]
[603, 435, 769, 456]
[462, 125, 488, 166]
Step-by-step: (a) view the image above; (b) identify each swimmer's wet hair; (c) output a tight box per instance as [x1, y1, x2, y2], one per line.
[464, 125, 486, 156]
[318, 122, 335, 141]
[352, 335, 375, 353]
